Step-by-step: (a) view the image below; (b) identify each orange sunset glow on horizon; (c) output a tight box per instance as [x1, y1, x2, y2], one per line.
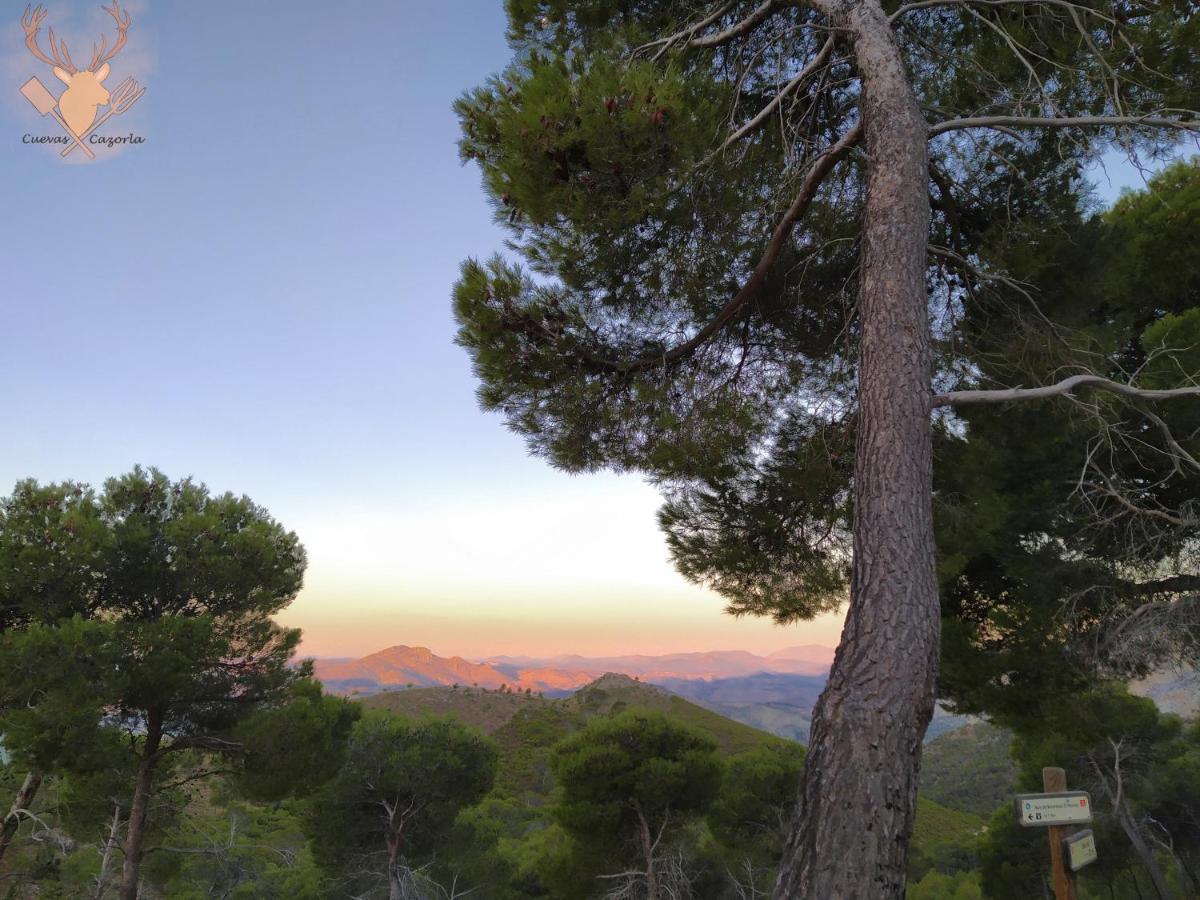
[275, 473, 846, 660]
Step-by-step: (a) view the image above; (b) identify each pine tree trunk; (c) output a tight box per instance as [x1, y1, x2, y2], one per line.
[119, 710, 162, 900]
[1117, 800, 1175, 900]
[774, 0, 936, 896]
[637, 811, 659, 900]
[387, 828, 405, 900]
[0, 772, 42, 863]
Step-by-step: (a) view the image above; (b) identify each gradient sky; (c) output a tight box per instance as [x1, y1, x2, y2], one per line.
[0, 2, 1170, 660]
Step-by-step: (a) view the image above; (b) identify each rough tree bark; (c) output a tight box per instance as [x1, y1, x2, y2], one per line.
[119, 708, 163, 900]
[774, 0, 938, 895]
[0, 771, 43, 863]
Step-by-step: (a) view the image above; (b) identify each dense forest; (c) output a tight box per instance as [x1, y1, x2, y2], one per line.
[0, 647, 1197, 898]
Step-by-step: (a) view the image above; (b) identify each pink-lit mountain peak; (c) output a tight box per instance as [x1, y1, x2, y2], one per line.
[315, 645, 510, 689]
[312, 643, 837, 697]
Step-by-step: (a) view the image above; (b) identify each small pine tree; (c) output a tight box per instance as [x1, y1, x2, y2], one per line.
[312, 713, 498, 896]
[552, 711, 721, 898]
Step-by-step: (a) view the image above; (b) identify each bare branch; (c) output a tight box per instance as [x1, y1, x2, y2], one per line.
[630, 0, 822, 59]
[1087, 477, 1195, 528]
[1139, 406, 1200, 475]
[891, 0, 1117, 21]
[930, 115, 1200, 137]
[1098, 595, 1200, 673]
[633, 1, 737, 57]
[720, 37, 836, 150]
[934, 374, 1200, 408]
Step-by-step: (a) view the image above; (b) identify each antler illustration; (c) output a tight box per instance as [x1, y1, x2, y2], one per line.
[90, 1, 131, 72]
[22, 4, 79, 74]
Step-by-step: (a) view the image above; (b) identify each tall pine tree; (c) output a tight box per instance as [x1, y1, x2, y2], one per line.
[0, 468, 308, 900]
[453, 2, 1199, 893]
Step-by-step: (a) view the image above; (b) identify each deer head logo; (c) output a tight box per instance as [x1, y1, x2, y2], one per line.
[22, 2, 131, 136]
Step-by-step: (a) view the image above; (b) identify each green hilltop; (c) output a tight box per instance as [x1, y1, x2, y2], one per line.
[363, 672, 991, 868]
[363, 673, 788, 795]
[363, 673, 788, 753]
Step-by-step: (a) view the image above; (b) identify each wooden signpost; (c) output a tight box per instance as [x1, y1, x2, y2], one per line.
[1012, 767, 1098, 900]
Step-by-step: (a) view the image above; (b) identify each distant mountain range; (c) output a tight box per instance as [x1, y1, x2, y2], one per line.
[310, 643, 836, 697]
[311, 643, 1196, 754]
[310, 643, 984, 744]
[311, 643, 855, 742]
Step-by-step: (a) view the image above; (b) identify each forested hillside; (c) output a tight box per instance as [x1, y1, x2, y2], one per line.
[4, 630, 1197, 897]
[1, 469, 1197, 898]
[919, 724, 1019, 818]
[0, 662, 1001, 898]
[365, 673, 783, 754]
[366, 674, 996, 898]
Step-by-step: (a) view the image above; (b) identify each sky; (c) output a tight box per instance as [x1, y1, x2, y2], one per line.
[0, 2, 1174, 660]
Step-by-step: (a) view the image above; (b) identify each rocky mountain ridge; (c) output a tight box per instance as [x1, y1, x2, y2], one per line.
[311, 643, 836, 696]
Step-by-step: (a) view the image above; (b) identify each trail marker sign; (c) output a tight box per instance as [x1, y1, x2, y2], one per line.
[1014, 791, 1093, 827]
[1064, 830, 1098, 872]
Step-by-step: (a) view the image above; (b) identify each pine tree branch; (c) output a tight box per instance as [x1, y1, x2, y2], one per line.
[890, 0, 1117, 23]
[1127, 575, 1200, 595]
[576, 122, 862, 374]
[148, 734, 244, 764]
[929, 114, 1200, 137]
[1089, 479, 1196, 528]
[936, 374, 1200, 408]
[634, 0, 798, 57]
[933, 374, 1200, 407]
[157, 768, 237, 791]
[690, 0, 794, 47]
[720, 37, 836, 150]
[632, 2, 737, 57]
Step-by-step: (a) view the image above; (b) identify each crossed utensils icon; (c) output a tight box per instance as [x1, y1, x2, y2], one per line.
[20, 73, 144, 159]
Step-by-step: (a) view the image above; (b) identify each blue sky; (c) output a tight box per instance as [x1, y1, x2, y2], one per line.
[0, 2, 1173, 658]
